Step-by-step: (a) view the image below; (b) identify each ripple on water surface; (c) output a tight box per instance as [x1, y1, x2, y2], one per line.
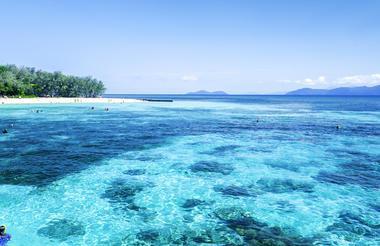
[0, 97, 380, 245]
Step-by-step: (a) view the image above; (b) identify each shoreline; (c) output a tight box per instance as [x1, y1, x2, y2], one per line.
[0, 97, 142, 105]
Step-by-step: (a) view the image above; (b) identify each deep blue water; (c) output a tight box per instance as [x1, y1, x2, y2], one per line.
[0, 95, 379, 245]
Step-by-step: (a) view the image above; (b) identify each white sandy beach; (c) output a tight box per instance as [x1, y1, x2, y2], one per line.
[0, 97, 142, 105]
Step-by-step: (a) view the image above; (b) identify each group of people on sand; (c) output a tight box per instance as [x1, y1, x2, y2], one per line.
[0, 225, 11, 245]
[31, 107, 110, 112]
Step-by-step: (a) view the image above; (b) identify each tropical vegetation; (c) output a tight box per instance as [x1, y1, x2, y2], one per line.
[0, 64, 105, 97]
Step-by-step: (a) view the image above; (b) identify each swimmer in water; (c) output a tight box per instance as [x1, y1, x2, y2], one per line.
[0, 225, 11, 245]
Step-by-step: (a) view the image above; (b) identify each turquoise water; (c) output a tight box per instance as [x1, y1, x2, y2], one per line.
[0, 96, 379, 245]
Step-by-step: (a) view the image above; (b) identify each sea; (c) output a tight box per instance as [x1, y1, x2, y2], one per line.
[0, 95, 379, 245]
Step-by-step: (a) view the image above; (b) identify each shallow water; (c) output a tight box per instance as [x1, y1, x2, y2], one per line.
[0, 96, 379, 245]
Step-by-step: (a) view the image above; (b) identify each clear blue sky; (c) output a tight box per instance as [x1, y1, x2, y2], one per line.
[1, 0, 379, 94]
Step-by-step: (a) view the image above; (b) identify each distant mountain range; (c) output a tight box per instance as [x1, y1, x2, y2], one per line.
[287, 85, 380, 96]
[187, 90, 228, 95]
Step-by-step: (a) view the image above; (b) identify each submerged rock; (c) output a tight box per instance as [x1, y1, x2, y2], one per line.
[315, 161, 380, 189]
[215, 207, 251, 221]
[37, 219, 85, 241]
[183, 214, 194, 223]
[102, 178, 153, 210]
[214, 185, 253, 197]
[188, 227, 244, 245]
[192, 233, 213, 244]
[181, 198, 206, 209]
[123, 226, 243, 245]
[339, 212, 380, 229]
[190, 161, 234, 175]
[215, 207, 315, 245]
[136, 229, 160, 242]
[326, 211, 380, 239]
[102, 179, 144, 202]
[201, 145, 241, 155]
[123, 169, 146, 176]
[126, 202, 145, 211]
[257, 178, 314, 193]
[139, 210, 158, 222]
[275, 201, 296, 213]
[315, 171, 351, 186]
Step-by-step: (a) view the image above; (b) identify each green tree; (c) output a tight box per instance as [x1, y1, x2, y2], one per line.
[0, 64, 107, 98]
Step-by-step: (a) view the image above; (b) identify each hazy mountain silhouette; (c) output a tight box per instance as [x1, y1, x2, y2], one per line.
[287, 85, 380, 95]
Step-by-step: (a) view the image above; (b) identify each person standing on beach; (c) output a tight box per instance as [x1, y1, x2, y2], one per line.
[0, 225, 11, 245]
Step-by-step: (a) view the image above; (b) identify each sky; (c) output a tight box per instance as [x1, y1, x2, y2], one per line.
[0, 0, 379, 94]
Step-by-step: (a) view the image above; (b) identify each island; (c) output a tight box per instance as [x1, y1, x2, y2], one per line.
[0, 64, 105, 98]
[286, 85, 380, 96]
[186, 90, 228, 95]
